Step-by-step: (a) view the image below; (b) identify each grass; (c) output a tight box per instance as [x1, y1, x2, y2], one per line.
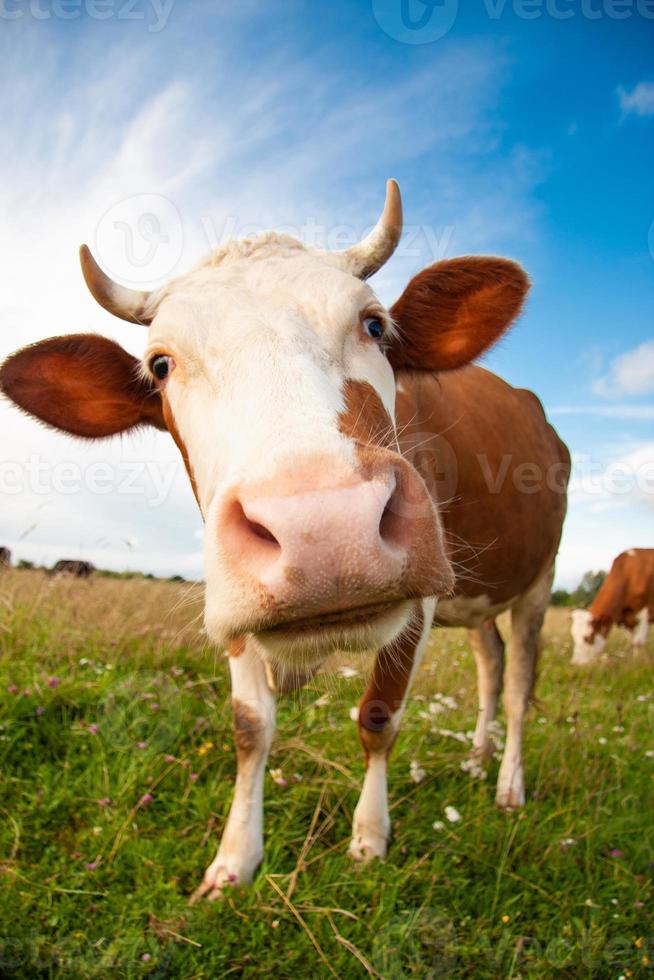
[0, 570, 652, 979]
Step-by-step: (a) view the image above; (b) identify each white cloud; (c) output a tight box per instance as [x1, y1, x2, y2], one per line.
[593, 340, 654, 398]
[618, 81, 654, 118]
[0, 24, 545, 575]
[551, 404, 654, 420]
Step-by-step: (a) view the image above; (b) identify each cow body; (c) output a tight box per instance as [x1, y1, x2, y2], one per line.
[571, 548, 654, 663]
[0, 547, 11, 568]
[51, 560, 95, 578]
[0, 181, 569, 900]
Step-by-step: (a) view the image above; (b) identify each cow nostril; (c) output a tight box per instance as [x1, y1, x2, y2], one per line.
[247, 519, 279, 545]
[232, 501, 280, 550]
[378, 481, 410, 551]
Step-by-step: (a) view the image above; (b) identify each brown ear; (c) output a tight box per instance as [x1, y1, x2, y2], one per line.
[0, 334, 165, 438]
[388, 256, 530, 372]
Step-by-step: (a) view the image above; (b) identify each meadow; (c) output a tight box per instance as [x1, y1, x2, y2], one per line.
[0, 570, 652, 979]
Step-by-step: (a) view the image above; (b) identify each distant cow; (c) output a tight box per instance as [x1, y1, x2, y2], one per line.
[571, 549, 653, 664]
[51, 560, 95, 578]
[0, 547, 11, 567]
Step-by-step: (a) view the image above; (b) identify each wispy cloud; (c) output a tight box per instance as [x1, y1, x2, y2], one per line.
[617, 80, 654, 118]
[551, 404, 654, 420]
[592, 339, 654, 398]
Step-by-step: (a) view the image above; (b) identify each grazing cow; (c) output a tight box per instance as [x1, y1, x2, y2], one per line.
[0, 182, 569, 898]
[51, 559, 95, 578]
[0, 547, 11, 567]
[571, 548, 653, 664]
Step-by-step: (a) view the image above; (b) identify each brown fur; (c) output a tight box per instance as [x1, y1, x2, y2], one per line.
[395, 367, 570, 609]
[232, 698, 263, 759]
[589, 548, 654, 635]
[389, 257, 529, 372]
[358, 606, 424, 760]
[0, 334, 165, 438]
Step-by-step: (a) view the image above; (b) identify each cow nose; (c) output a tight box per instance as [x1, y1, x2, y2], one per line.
[219, 471, 410, 607]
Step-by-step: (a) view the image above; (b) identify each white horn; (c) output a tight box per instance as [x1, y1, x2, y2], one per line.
[341, 179, 403, 279]
[79, 245, 152, 325]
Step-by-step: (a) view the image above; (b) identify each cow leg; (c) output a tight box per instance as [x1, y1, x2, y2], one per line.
[468, 620, 504, 758]
[191, 638, 275, 901]
[496, 567, 553, 808]
[631, 608, 649, 648]
[349, 597, 435, 862]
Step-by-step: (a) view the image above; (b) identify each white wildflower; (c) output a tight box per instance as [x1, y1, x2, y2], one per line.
[410, 760, 426, 783]
[432, 820, 445, 831]
[460, 758, 487, 780]
[349, 706, 359, 722]
[444, 805, 462, 823]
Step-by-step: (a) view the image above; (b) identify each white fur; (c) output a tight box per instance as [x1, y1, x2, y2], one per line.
[632, 607, 649, 647]
[191, 640, 276, 901]
[571, 608, 606, 665]
[144, 239, 402, 657]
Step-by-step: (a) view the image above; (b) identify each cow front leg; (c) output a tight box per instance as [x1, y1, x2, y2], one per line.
[191, 638, 275, 901]
[349, 598, 435, 862]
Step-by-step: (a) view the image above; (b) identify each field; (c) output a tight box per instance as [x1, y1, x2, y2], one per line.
[0, 570, 652, 979]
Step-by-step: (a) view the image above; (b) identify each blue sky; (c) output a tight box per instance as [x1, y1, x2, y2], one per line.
[0, 0, 652, 586]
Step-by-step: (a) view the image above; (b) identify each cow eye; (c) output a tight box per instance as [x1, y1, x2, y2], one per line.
[150, 354, 174, 381]
[363, 316, 385, 341]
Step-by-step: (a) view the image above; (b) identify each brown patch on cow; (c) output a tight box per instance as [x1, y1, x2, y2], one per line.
[228, 636, 247, 658]
[338, 379, 395, 453]
[358, 606, 424, 762]
[232, 699, 262, 759]
[588, 548, 654, 632]
[388, 257, 530, 373]
[394, 366, 570, 607]
[161, 393, 201, 510]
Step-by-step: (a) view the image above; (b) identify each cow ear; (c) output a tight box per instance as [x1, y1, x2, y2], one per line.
[388, 256, 530, 372]
[0, 334, 165, 438]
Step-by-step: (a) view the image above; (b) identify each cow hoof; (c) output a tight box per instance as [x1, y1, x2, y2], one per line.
[189, 854, 260, 903]
[496, 784, 525, 809]
[348, 831, 388, 863]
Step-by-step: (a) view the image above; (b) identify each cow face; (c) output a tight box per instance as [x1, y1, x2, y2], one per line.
[0, 183, 529, 668]
[570, 608, 606, 664]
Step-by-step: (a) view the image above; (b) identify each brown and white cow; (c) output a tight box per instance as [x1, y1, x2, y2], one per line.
[571, 548, 653, 664]
[0, 182, 569, 898]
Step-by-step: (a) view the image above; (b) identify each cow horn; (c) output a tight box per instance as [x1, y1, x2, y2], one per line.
[341, 179, 403, 279]
[79, 245, 152, 325]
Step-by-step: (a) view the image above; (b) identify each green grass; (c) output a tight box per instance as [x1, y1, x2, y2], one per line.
[0, 571, 652, 978]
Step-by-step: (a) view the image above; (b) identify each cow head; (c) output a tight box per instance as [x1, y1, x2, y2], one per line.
[0, 182, 529, 668]
[570, 608, 607, 664]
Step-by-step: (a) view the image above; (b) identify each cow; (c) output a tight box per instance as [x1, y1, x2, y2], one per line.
[0, 181, 569, 899]
[571, 548, 653, 664]
[0, 547, 11, 567]
[50, 559, 95, 578]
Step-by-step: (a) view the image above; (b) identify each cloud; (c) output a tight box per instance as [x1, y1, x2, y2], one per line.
[617, 81, 654, 118]
[551, 404, 654, 420]
[592, 340, 654, 398]
[0, 20, 547, 576]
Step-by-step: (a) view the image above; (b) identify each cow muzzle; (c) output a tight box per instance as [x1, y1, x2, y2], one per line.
[205, 451, 454, 658]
